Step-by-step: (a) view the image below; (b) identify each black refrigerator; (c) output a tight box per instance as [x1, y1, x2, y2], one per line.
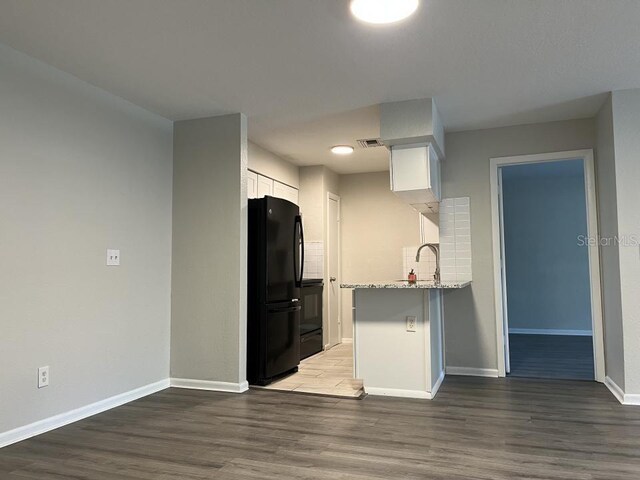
[247, 196, 304, 385]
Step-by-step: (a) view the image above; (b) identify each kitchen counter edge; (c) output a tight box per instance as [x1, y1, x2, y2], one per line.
[340, 281, 471, 289]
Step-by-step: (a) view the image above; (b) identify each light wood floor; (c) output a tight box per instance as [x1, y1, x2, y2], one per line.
[2, 376, 640, 479]
[259, 343, 364, 398]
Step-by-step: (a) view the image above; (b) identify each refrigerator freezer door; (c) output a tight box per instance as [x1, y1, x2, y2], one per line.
[264, 303, 301, 379]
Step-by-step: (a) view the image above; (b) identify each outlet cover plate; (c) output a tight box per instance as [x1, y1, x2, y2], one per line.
[406, 316, 417, 332]
[38, 366, 49, 388]
[106, 249, 120, 266]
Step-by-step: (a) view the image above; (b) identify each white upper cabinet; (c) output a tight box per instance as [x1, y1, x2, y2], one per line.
[248, 170, 299, 205]
[273, 180, 299, 205]
[247, 170, 258, 199]
[257, 174, 274, 198]
[390, 143, 441, 213]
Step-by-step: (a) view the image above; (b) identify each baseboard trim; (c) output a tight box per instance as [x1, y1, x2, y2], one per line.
[364, 386, 433, 400]
[431, 369, 445, 398]
[341, 338, 353, 344]
[0, 378, 170, 449]
[605, 376, 625, 404]
[604, 376, 640, 405]
[508, 328, 592, 336]
[445, 366, 499, 378]
[170, 378, 249, 393]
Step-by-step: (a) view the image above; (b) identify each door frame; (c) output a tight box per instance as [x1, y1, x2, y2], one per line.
[326, 192, 342, 348]
[489, 149, 605, 382]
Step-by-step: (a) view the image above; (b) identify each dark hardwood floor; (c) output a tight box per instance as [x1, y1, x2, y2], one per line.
[2, 376, 640, 479]
[509, 334, 595, 380]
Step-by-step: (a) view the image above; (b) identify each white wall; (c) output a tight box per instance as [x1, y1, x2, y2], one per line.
[0, 44, 173, 434]
[248, 141, 299, 188]
[171, 114, 248, 386]
[441, 118, 596, 371]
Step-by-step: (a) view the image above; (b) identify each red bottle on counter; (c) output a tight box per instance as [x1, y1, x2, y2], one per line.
[408, 269, 417, 283]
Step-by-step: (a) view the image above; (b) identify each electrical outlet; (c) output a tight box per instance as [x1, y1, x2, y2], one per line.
[406, 316, 417, 332]
[106, 249, 120, 266]
[38, 366, 49, 388]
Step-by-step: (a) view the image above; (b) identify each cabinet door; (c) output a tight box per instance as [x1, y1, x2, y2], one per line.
[257, 174, 273, 198]
[247, 170, 258, 199]
[273, 180, 299, 205]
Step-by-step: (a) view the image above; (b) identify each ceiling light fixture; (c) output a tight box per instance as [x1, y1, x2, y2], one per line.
[331, 145, 355, 155]
[350, 0, 419, 25]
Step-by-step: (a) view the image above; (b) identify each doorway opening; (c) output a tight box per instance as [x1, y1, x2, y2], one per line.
[490, 150, 605, 382]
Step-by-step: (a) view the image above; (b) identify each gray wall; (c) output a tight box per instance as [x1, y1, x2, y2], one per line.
[0, 44, 173, 433]
[171, 114, 248, 384]
[441, 118, 596, 371]
[502, 160, 592, 333]
[609, 90, 640, 394]
[595, 95, 625, 389]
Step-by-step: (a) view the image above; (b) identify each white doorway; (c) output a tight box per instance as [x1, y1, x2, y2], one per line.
[490, 149, 605, 382]
[327, 192, 341, 349]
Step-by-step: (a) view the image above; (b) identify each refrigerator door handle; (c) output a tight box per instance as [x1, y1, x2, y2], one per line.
[294, 215, 304, 288]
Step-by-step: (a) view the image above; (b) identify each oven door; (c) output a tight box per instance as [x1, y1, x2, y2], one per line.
[300, 285, 323, 336]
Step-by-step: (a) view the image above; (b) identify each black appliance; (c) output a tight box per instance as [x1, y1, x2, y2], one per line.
[300, 279, 323, 361]
[247, 196, 304, 385]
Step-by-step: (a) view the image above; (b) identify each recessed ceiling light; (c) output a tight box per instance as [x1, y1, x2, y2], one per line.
[350, 0, 419, 25]
[331, 145, 355, 155]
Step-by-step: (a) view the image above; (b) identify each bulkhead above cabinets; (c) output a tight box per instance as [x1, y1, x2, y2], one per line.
[389, 143, 441, 214]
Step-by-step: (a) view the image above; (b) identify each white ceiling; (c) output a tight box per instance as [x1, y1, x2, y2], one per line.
[1, 0, 639, 173]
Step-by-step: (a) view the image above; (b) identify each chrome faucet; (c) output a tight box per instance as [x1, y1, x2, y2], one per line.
[416, 243, 440, 284]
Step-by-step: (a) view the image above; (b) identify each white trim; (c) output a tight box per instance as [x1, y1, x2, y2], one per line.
[365, 386, 433, 399]
[0, 379, 169, 449]
[605, 376, 625, 404]
[490, 149, 605, 382]
[604, 376, 640, 406]
[341, 337, 353, 344]
[326, 191, 342, 348]
[170, 378, 249, 393]
[445, 366, 500, 378]
[508, 328, 593, 336]
[431, 369, 445, 398]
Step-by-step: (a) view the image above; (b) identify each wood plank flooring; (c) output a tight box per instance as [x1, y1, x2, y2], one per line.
[2, 376, 640, 479]
[509, 334, 594, 380]
[259, 343, 363, 398]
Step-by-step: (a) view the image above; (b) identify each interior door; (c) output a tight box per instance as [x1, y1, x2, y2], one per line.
[497, 168, 511, 373]
[327, 194, 341, 348]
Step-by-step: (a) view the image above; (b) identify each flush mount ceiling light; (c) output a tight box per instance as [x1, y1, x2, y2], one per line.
[350, 0, 419, 25]
[331, 145, 355, 155]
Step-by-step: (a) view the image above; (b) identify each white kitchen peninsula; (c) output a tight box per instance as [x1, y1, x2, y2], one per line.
[340, 281, 470, 400]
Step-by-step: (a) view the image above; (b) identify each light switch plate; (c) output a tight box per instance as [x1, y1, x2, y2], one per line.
[106, 249, 120, 266]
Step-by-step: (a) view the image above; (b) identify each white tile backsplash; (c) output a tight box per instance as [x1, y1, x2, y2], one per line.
[303, 241, 324, 279]
[439, 197, 473, 282]
[402, 246, 438, 282]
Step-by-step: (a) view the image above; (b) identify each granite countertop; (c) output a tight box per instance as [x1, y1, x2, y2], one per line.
[340, 281, 471, 289]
